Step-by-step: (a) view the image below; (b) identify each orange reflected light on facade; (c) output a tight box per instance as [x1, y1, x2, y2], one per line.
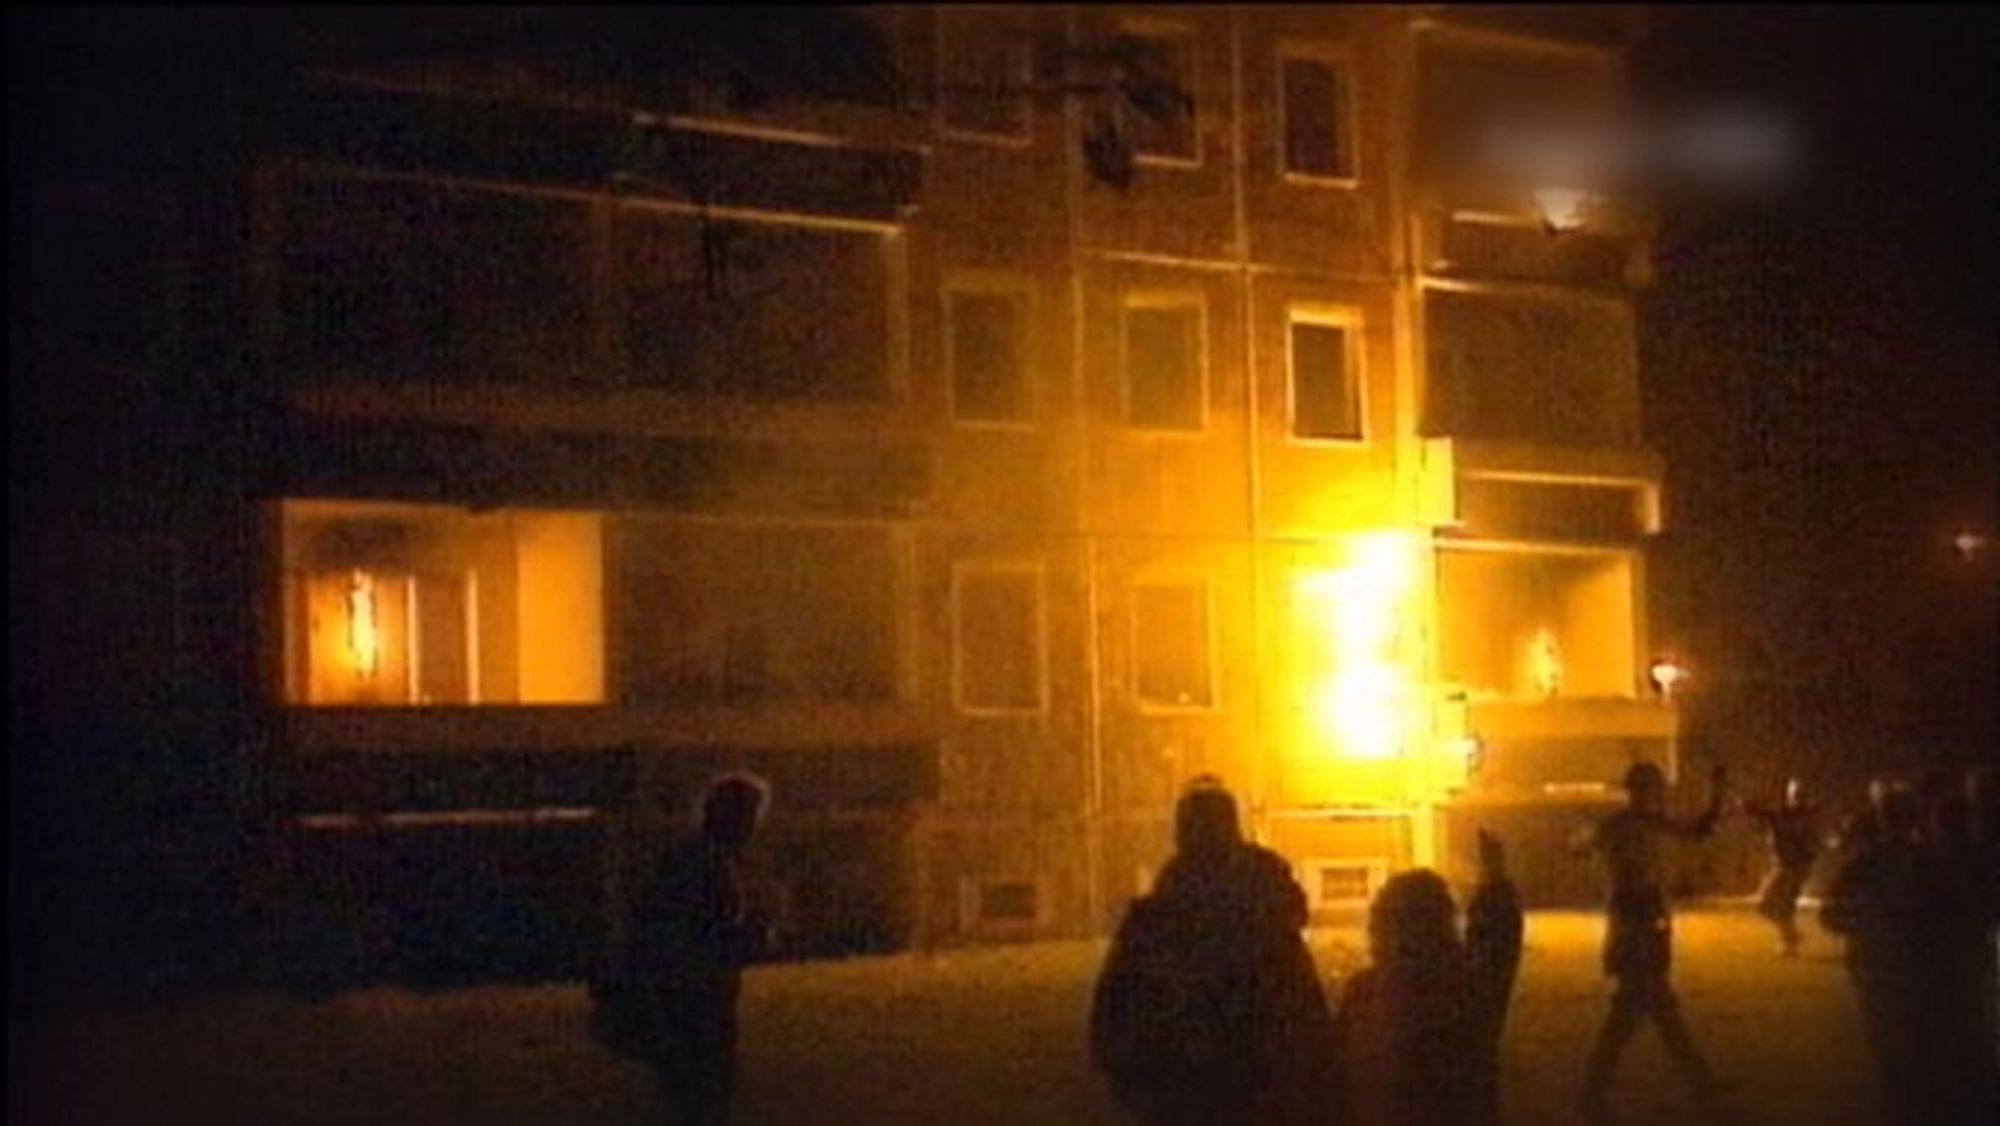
[1528, 627, 1562, 697]
[346, 569, 380, 679]
[1296, 531, 1420, 763]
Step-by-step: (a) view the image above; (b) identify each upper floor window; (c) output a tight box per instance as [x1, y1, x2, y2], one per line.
[1119, 27, 1199, 164]
[1132, 579, 1216, 710]
[1123, 295, 1205, 432]
[1280, 52, 1356, 182]
[946, 276, 1032, 425]
[938, 9, 1033, 140]
[953, 564, 1046, 714]
[1289, 311, 1364, 442]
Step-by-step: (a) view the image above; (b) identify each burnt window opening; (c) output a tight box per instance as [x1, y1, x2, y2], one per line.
[938, 9, 1033, 139]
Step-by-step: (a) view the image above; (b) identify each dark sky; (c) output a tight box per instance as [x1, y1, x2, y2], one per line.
[1631, 7, 1997, 774]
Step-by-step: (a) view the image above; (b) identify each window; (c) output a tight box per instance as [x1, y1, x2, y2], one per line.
[1306, 860, 1388, 909]
[618, 522, 899, 705]
[1281, 53, 1355, 181]
[1124, 298, 1204, 431]
[279, 500, 605, 706]
[960, 876, 1046, 934]
[953, 565, 1045, 713]
[1132, 580, 1215, 709]
[946, 281, 1031, 424]
[1289, 314, 1363, 441]
[619, 208, 891, 403]
[1120, 30, 1198, 162]
[938, 9, 1032, 140]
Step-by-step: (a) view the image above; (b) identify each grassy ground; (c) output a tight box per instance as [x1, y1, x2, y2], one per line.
[13, 907, 1879, 1126]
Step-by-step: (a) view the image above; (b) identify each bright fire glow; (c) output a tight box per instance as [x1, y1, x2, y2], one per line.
[1296, 532, 1419, 762]
[1528, 627, 1562, 696]
[1532, 187, 1596, 233]
[347, 570, 380, 679]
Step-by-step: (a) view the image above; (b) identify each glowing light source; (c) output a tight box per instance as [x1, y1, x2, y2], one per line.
[1528, 628, 1562, 697]
[347, 570, 380, 679]
[1532, 187, 1597, 234]
[1951, 529, 1988, 561]
[1296, 532, 1419, 762]
[1648, 657, 1688, 699]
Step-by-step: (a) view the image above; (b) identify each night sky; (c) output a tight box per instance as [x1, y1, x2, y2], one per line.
[1631, 6, 1997, 784]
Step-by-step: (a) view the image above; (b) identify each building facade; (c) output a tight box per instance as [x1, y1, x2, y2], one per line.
[19, 5, 1670, 976]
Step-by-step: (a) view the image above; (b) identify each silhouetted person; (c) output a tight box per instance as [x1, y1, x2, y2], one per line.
[1332, 833, 1523, 1126]
[1091, 776, 1330, 1125]
[1744, 777, 1820, 955]
[1822, 782, 1944, 1125]
[630, 773, 770, 1126]
[1917, 768, 2000, 1123]
[1578, 761, 1729, 1122]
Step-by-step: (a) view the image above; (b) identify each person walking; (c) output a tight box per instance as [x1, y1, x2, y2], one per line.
[1744, 777, 1821, 956]
[1578, 760, 1731, 1123]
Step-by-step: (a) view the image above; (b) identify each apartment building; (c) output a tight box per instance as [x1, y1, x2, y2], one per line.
[20, 5, 1669, 973]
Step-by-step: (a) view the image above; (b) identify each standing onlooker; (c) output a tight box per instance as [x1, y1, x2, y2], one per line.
[1090, 776, 1331, 1126]
[1578, 760, 1731, 1123]
[1821, 780, 1944, 1125]
[629, 773, 772, 1126]
[1744, 777, 1821, 956]
[1331, 832, 1523, 1126]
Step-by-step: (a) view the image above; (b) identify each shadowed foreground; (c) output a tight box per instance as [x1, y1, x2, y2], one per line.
[14, 909, 1877, 1126]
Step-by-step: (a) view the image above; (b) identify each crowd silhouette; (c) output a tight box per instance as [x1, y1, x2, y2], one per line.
[601, 764, 1998, 1125]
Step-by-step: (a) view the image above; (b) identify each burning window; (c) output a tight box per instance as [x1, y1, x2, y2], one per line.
[1281, 53, 1355, 181]
[1437, 548, 1637, 700]
[953, 565, 1046, 713]
[1289, 314, 1363, 441]
[1132, 580, 1215, 709]
[1123, 297, 1204, 431]
[947, 280, 1031, 424]
[938, 8, 1033, 139]
[279, 501, 604, 706]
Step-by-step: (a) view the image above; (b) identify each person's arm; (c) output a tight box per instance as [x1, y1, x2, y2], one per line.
[1667, 763, 1730, 840]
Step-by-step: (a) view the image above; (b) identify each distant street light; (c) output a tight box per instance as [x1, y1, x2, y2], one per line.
[1649, 658, 1688, 700]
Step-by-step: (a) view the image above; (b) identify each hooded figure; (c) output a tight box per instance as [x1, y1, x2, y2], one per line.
[1091, 777, 1330, 1125]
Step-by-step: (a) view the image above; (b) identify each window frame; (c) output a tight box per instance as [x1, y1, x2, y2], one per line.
[1129, 572, 1220, 714]
[1120, 290, 1210, 435]
[950, 560, 1049, 716]
[1117, 18, 1203, 169]
[1285, 304, 1368, 446]
[942, 269, 1037, 429]
[936, 7, 1036, 147]
[1276, 43, 1361, 187]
